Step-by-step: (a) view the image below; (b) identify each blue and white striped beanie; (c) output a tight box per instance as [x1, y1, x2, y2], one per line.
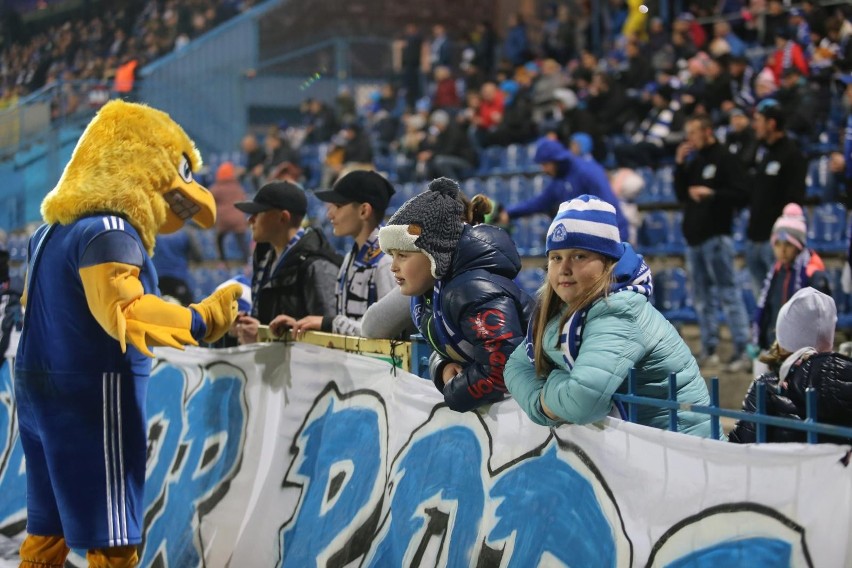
[546, 195, 625, 259]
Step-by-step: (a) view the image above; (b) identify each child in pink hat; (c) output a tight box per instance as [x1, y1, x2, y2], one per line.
[752, 203, 831, 376]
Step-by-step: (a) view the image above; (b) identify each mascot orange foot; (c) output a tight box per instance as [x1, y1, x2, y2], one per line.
[14, 100, 242, 567]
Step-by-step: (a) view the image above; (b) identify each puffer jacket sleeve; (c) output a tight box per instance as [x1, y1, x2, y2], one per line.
[541, 298, 645, 424]
[504, 340, 562, 427]
[440, 290, 526, 412]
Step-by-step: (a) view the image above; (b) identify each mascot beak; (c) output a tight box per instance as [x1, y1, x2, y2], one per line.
[160, 154, 216, 233]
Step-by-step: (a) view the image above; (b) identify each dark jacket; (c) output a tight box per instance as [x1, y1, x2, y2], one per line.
[420, 122, 478, 165]
[506, 140, 630, 241]
[413, 224, 534, 412]
[674, 140, 750, 246]
[729, 352, 852, 444]
[747, 136, 806, 242]
[251, 227, 342, 324]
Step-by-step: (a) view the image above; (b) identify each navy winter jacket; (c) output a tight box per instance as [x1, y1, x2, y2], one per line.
[412, 224, 534, 412]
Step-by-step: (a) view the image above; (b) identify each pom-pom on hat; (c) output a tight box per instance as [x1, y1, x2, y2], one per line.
[546, 195, 624, 259]
[378, 177, 464, 279]
[776, 287, 836, 353]
[771, 202, 807, 251]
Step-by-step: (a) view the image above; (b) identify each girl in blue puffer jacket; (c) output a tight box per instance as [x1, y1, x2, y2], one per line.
[378, 177, 534, 413]
[504, 195, 715, 437]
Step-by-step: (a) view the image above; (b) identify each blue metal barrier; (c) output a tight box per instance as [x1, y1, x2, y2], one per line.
[612, 372, 852, 444]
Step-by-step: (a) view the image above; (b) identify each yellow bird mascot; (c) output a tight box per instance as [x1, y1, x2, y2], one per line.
[14, 100, 242, 567]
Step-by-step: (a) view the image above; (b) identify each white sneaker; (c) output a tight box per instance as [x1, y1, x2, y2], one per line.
[724, 353, 752, 373]
[699, 353, 720, 367]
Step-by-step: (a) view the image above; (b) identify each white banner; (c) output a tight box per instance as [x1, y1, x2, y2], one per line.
[1, 343, 851, 567]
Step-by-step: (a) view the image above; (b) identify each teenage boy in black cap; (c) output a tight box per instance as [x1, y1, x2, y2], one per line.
[270, 170, 396, 337]
[232, 181, 341, 344]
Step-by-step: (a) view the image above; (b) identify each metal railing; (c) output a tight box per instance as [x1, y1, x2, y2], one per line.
[613, 369, 852, 444]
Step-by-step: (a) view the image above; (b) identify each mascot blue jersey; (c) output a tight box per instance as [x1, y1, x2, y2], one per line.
[14, 214, 156, 549]
[16, 215, 157, 376]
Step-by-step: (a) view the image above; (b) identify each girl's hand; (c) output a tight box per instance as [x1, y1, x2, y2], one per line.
[540, 393, 559, 420]
[442, 362, 463, 385]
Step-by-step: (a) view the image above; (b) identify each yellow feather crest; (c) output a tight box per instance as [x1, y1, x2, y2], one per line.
[41, 100, 203, 255]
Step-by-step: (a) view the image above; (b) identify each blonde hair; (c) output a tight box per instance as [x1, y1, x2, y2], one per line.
[532, 257, 616, 377]
[758, 341, 792, 373]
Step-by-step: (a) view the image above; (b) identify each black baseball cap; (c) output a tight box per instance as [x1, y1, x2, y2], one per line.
[314, 170, 396, 214]
[234, 181, 307, 215]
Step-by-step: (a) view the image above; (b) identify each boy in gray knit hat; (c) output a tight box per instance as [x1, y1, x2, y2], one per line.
[378, 177, 533, 413]
[377, 177, 464, 279]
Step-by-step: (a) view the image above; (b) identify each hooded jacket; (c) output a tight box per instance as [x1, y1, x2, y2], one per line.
[506, 139, 630, 241]
[413, 224, 534, 412]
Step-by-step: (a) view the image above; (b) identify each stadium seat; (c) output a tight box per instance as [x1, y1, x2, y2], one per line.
[653, 267, 697, 323]
[513, 214, 549, 257]
[808, 202, 847, 254]
[484, 176, 510, 204]
[504, 144, 530, 173]
[654, 165, 676, 204]
[637, 210, 673, 256]
[633, 167, 657, 204]
[478, 146, 507, 175]
[668, 211, 686, 254]
[195, 230, 219, 261]
[805, 157, 828, 202]
[515, 267, 545, 297]
[828, 267, 852, 329]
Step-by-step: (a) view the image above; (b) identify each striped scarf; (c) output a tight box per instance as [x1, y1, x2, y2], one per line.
[752, 248, 815, 346]
[526, 244, 653, 368]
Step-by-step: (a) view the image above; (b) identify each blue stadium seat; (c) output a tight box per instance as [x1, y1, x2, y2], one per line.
[484, 176, 510, 204]
[504, 144, 530, 173]
[805, 157, 829, 202]
[808, 202, 847, 254]
[515, 267, 545, 297]
[668, 210, 686, 255]
[513, 215, 549, 257]
[478, 146, 508, 175]
[222, 233, 250, 261]
[654, 166, 676, 204]
[637, 210, 673, 256]
[463, 177, 486, 198]
[653, 267, 697, 323]
[506, 175, 532, 205]
[633, 167, 657, 204]
[828, 267, 852, 329]
[195, 230, 219, 261]
[8, 233, 28, 261]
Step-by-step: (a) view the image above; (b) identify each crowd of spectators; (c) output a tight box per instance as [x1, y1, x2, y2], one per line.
[236, 1, 851, 201]
[0, 0, 257, 117]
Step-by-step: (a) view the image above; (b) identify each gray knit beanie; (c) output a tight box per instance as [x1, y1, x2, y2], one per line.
[378, 177, 464, 279]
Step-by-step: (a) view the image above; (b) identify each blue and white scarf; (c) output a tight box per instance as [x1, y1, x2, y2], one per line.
[526, 244, 653, 369]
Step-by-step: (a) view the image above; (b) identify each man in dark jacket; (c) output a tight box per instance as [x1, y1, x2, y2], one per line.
[232, 181, 341, 343]
[746, 101, 806, 293]
[417, 109, 478, 180]
[675, 114, 752, 370]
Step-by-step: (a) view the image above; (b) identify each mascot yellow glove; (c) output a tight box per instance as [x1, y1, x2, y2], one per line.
[190, 283, 243, 343]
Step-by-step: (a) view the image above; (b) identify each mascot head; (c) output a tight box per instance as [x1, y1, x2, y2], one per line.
[41, 100, 215, 254]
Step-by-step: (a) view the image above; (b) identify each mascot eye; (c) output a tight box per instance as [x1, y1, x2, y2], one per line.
[178, 154, 193, 183]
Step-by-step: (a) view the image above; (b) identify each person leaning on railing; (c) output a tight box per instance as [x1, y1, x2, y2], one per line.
[503, 195, 717, 437]
[729, 287, 852, 444]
